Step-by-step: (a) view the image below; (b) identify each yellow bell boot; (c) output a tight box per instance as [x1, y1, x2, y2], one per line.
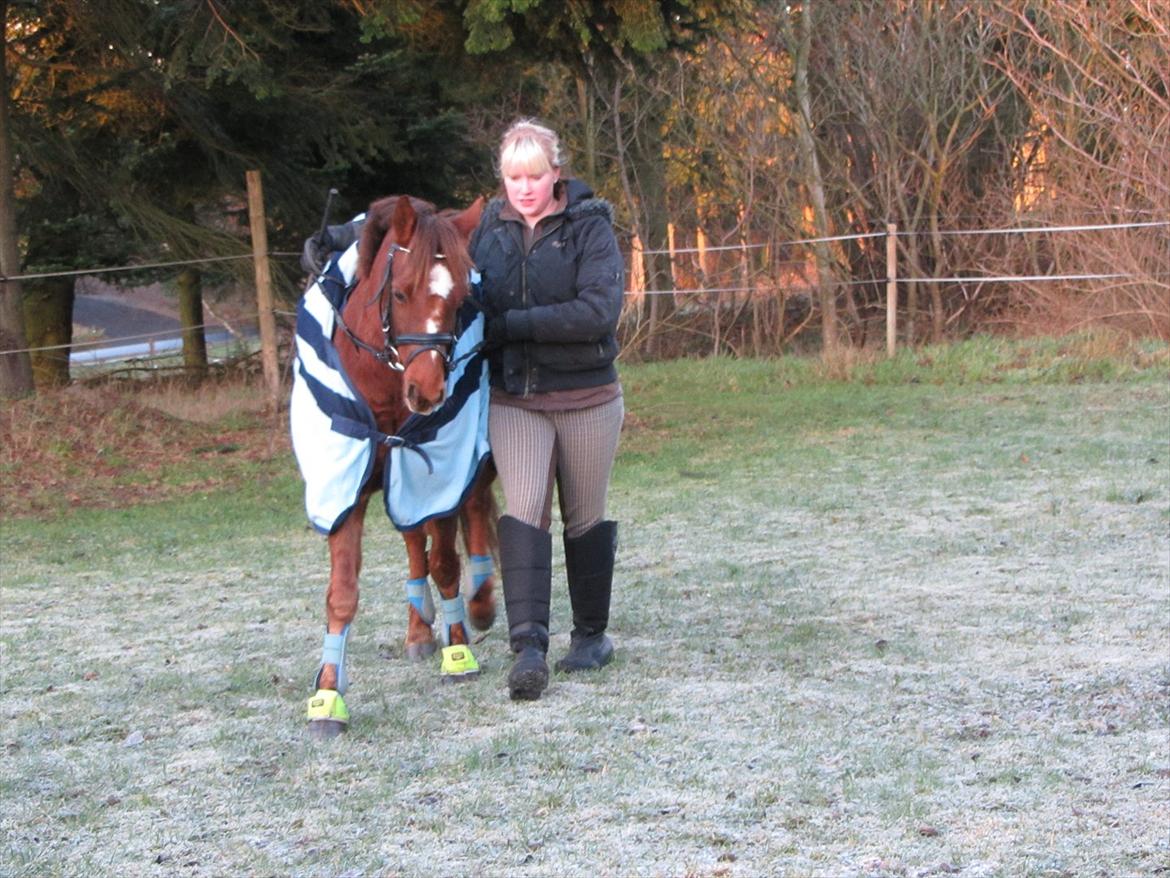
[306, 689, 350, 739]
[439, 644, 480, 681]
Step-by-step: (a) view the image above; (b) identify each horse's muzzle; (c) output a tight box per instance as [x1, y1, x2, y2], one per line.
[405, 385, 447, 416]
[404, 350, 449, 415]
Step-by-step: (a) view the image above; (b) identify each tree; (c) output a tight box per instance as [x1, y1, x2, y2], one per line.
[986, 0, 1169, 337]
[19, 188, 134, 386]
[652, 24, 804, 355]
[779, 0, 840, 356]
[5, 0, 493, 389]
[0, 0, 33, 397]
[176, 267, 207, 380]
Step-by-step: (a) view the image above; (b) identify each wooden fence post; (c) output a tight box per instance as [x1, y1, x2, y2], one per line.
[886, 222, 898, 358]
[629, 235, 646, 295]
[246, 170, 281, 410]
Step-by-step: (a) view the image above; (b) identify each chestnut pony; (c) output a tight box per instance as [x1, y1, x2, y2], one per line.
[306, 194, 497, 739]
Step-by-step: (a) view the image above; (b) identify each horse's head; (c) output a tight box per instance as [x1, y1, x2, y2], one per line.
[356, 195, 484, 415]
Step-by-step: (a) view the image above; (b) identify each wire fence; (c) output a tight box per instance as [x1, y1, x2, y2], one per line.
[630, 220, 1169, 295]
[2, 220, 1165, 362]
[0, 252, 301, 284]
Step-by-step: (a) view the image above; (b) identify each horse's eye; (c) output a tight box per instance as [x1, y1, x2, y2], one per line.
[392, 289, 408, 304]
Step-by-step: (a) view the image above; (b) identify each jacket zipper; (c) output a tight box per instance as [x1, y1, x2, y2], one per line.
[518, 220, 561, 397]
[521, 255, 531, 396]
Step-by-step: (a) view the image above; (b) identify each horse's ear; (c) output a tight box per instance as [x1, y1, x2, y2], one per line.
[391, 195, 417, 244]
[452, 197, 485, 240]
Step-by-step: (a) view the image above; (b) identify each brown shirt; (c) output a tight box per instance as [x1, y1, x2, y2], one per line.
[491, 381, 622, 412]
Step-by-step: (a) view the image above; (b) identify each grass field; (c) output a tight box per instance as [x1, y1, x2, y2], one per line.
[2, 338, 1168, 877]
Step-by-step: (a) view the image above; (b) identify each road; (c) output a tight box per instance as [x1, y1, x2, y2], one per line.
[70, 294, 244, 364]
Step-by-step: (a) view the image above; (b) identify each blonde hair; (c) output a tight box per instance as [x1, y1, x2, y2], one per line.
[498, 118, 566, 178]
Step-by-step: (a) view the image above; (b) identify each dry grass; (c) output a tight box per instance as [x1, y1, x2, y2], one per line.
[134, 376, 273, 424]
[0, 379, 287, 519]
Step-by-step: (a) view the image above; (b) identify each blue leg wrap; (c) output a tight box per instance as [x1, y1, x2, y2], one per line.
[468, 555, 494, 599]
[405, 577, 435, 625]
[440, 595, 466, 646]
[314, 623, 351, 695]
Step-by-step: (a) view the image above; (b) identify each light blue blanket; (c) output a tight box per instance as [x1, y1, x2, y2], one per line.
[289, 241, 491, 534]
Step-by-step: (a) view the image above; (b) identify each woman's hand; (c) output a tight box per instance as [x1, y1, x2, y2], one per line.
[482, 315, 510, 350]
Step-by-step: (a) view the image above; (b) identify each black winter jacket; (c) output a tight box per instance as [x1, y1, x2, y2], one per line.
[470, 179, 624, 396]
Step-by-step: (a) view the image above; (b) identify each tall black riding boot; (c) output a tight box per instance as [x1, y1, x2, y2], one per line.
[556, 520, 618, 672]
[499, 515, 552, 700]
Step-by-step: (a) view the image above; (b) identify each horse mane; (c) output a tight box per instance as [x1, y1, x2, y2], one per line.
[357, 196, 474, 301]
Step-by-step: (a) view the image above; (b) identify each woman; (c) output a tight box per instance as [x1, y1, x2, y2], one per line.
[471, 118, 625, 702]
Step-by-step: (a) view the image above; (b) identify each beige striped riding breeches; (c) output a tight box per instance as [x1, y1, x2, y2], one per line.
[487, 396, 624, 538]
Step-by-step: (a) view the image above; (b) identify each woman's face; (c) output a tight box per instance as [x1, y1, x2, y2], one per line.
[503, 163, 560, 227]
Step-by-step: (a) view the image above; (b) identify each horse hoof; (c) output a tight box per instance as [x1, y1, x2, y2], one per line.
[306, 689, 349, 740]
[442, 673, 480, 684]
[405, 641, 437, 662]
[307, 719, 348, 740]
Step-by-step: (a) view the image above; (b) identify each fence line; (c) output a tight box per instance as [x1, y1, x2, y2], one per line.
[631, 270, 1165, 296]
[1, 254, 256, 283]
[0, 314, 263, 358]
[4, 217, 1164, 362]
[625, 203, 1168, 223]
[6, 269, 1161, 355]
[897, 272, 1145, 284]
[639, 231, 884, 257]
[635, 219, 1168, 256]
[4, 221, 1162, 282]
[920, 220, 1170, 238]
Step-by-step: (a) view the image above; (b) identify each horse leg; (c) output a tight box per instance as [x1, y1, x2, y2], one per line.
[462, 469, 498, 632]
[429, 516, 480, 681]
[402, 527, 438, 661]
[307, 492, 370, 739]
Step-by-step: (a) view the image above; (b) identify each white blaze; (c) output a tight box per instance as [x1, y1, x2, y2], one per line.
[425, 264, 454, 333]
[429, 264, 454, 300]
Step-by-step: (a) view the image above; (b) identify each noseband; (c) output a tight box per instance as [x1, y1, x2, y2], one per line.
[335, 242, 458, 374]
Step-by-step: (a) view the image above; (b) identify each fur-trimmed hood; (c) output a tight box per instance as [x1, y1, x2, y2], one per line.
[480, 177, 614, 228]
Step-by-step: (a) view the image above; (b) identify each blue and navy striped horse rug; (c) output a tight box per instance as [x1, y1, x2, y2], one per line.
[289, 240, 490, 535]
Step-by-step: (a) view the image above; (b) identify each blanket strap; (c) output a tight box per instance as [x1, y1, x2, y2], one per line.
[328, 414, 434, 474]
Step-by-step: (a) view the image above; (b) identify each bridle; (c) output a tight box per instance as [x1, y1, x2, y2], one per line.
[334, 242, 458, 373]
